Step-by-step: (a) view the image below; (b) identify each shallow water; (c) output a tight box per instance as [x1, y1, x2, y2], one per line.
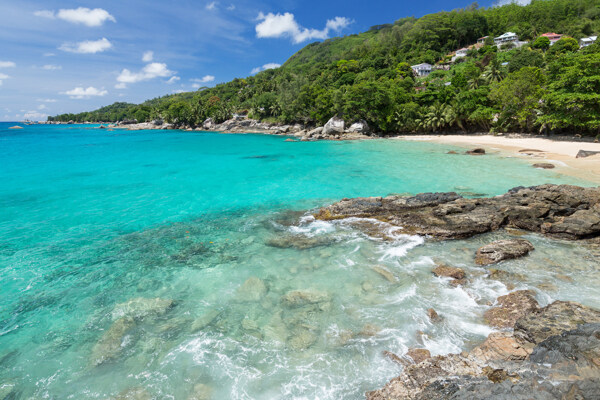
[0, 123, 598, 399]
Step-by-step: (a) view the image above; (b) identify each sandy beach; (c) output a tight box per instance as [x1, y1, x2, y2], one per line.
[397, 135, 600, 183]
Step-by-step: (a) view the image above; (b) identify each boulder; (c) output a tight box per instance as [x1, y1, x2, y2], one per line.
[281, 289, 330, 308]
[235, 277, 267, 302]
[466, 148, 486, 155]
[483, 290, 539, 329]
[306, 127, 323, 137]
[475, 239, 534, 266]
[432, 263, 465, 280]
[529, 323, 600, 368]
[532, 163, 555, 169]
[470, 332, 532, 362]
[576, 150, 600, 158]
[406, 348, 431, 364]
[514, 301, 600, 345]
[323, 116, 345, 135]
[427, 308, 442, 323]
[202, 118, 215, 130]
[347, 120, 370, 134]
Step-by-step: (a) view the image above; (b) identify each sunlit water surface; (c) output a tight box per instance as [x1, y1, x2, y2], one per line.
[0, 123, 598, 399]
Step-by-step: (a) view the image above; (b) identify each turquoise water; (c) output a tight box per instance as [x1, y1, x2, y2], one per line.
[0, 123, 598, 399]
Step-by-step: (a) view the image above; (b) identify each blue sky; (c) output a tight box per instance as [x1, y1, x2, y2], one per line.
[0, 0, 511, 121]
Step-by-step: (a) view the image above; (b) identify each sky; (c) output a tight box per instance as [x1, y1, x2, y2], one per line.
[0, 0, 519, 121]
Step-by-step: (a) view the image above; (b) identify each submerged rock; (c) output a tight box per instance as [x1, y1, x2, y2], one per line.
[111, 297, 174, 320]
[188, 383, 213, 400]
[191, 309, 220, 332]
[91, 317, 135, 366]
[281, 289, 330, 308]
[113, 387, 152, 400]
[287, 328, 318, 350]
[235, 277, 267, 302]
[372, 265, 397, 282]
[475, 239, 534, 266]
[483, 290, 539, 329]
[315, 185, 600, 240]
[265, 235, 331, 250]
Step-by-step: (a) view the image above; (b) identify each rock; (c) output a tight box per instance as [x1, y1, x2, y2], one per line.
[466, 148, 485, 155]
[91, 317, 135, 366]
[406, 348, 431, 364]
[372, 265, 397, 282]
[235, 277, 267, 302]
[432, 263, 465, 280]
[475, 239, 534, 266]
[114, 387, 152, 400]
[188, 383, 213, 400]
[514, 301, 600, 345]
[265, 235, 331, 250]
[427, 308, 442, 323]
[111, 297, 174, 320]
[306, 127, 323, 137]
[202, 118, 215, 130]
[0, 382, 16, 400]
[532, 163, 555, 169]
[383, 350, 404, 365]
[447, 150, 458, 154]
[483, 290, 539, 329]
[576, 150, 600, 158]
[191, 309, 220, 332]
[519, 148, 544, 153]
[288, 328, 317, 350]
[359, 324, 381, 337]
[323, 116, 345, 135]
[284, 138, 296, 142]
[8, 126, 24, 129]
[470, 332, 532, 362]
[529, 323, 600, 368]
[281, 289, 330, 308]
[347, 120, 370, 134]
[315, 185, 600, 241]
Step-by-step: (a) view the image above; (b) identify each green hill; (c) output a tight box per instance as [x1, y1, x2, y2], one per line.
[50, 0, 600, 136]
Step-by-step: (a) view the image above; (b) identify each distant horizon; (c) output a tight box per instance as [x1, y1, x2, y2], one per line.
[1, 0, 509, 122]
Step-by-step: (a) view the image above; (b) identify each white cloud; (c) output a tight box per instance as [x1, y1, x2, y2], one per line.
[38, 104, 47, 110]
[142, 51, 154, 62]
[115, 82, 127, 89]
[44, 52, 56, 57]
[0, 61, 16, 68]
[172, 89, 185, 94]
[494, 0, 531, 5]
[227, 4, 236, 10]
[251, 62, 281, 74]
[166, 76, 181, 84]
[59, 38, 112, 54]
[35, 8, 116, 27]
[37, 98, 57, 103]
[206, 2, 218, 10]
[0, 73, 9, 86]
[256, 12, 351, 44]
[42, 64, 62, 70]
[62, 86, 108, 99]
[24, 111, 48, 121]
[198, 75, 215, 83]
[116, 62, 174, 86]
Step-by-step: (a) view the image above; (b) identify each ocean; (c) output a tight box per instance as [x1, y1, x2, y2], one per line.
[1, 123, 598, 399]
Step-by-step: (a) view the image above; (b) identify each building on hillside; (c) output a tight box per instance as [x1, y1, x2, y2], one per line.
[478, 36, 489, 45]
[494, 32, 518, 45]
[541, 32, 563, 45]
[451, 48, 469, 62]
[580, 36, 598, 48]
[411, 63, 432, 77]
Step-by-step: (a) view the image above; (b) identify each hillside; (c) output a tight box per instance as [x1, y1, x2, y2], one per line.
[50, 0, 600, 136]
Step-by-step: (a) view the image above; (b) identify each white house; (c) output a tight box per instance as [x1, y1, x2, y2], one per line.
[451, 48, 469, 62]
[494, 32, 518, 45]
[580, 36, 597, 48]
[477, 36, 489, 45]
[411, 63, 432, 77]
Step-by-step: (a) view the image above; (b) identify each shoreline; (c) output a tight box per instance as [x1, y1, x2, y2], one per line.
[395, 134, 600, 184]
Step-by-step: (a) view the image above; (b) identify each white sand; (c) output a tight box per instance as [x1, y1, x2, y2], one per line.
[396, 135, 600, 183]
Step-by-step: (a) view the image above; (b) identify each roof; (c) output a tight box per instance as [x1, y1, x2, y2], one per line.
[541, 32, 562, 37]
[495, 32, 517, 39]
[478, 36, 489, 40]
[411, 63, 432, 69]
[581, 36, 598, 42]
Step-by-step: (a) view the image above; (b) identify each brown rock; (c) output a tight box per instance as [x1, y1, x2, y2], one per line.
[470, 332, 532, 362]
[372, 265, 397, 282]
[383, 350, 404, 365]
[519, 148, 544, 153]
[483, 290, 539, 329]
[427, 308, 442, 323]
[475, 239, 534, 266]
[406, 348, 431, 364]
[432, 263, 466, 280]
[532, 163, 555, 169]
[466, 148, 486, 155]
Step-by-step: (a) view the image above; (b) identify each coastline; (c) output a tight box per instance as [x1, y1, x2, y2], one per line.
[396, 134, 600, 183]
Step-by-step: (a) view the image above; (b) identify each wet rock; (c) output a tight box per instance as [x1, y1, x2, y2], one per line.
[265, 235, 331, 250]
[114, 387, 151, 400]
[466, 148, 485, 155]
[91, 317, 135, 366]
[432, 263, 465, 280]
[475, 239, 534, 266]
[406, 348, 431, 364]
[188, 383, 213, 400]
[532, 163, 555, 169]
[235, 277, 267, 302]
[514, 301, 600, 345]
[576, 150, 600, 158]
[315, 185, 600, 241]
[191, 309, 220, 332]
[470, 332, 532, 362]
[111, 297, 174, 321]
[284, 138, 295, 142]
[427, 308, 442, 323]
[483, 290, 539, 329]
[281, 289, 330, 308]
[360, 324, 381, 337]
[372, 265, 397, 282]
[529, 323, 600, 368]
[383, 350, 404, 365]
[287, 328, 317, 350]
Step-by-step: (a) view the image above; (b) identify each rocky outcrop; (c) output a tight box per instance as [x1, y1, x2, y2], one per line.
[347, 120, 370, 134]
[483, 290, 539, 328]
[315, 185, 600, 241]
[466, 148, 485, 155]
[367, 301, 600, 400]
[576, 150, 600, 158]
[475, 239, 534, 266]
[323, 116, 345, 135]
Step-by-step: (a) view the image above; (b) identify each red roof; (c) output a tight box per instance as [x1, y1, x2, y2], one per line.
[541, 32, 562, 39]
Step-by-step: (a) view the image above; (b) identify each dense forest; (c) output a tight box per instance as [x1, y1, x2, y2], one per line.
[50, 0, 600, 136]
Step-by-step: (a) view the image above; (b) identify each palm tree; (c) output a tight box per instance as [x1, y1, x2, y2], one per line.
[423, 103, 451, 132]
[467, 76, 485, 90]
[483, 59, 505, 83]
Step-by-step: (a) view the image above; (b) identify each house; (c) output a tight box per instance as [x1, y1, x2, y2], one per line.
[478, 36, 489, 45]
[541, 32, 563, 45]
[580, 36, 598, 48]
[411, 63, 432, 77]
[451, 48, 469, 62]
[494, 32, 518, 45]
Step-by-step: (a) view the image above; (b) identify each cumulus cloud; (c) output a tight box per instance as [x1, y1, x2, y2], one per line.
[142, 51, 154, 62]
[494, 0, 531, 5]
[62, 86, 108, 99]
[206, 2, 218, 10]
[256, 12, 351, 44]
[0, 73, 9, 86]
[37, 98, 57, 103]
[116, 62, 174, 87]
[38, 104, 47, 110]
[34, 8, 116, 27]
[0, 61, 16, 68]
[24, 111, 48, 120]
[42, 64, 62, 70]
[251, 63, 281, 74]
[172, 89, 185, 94]
[166, 76, 181, 84]
[192, 75, 216, 83]
[59, 38, 112, 54]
